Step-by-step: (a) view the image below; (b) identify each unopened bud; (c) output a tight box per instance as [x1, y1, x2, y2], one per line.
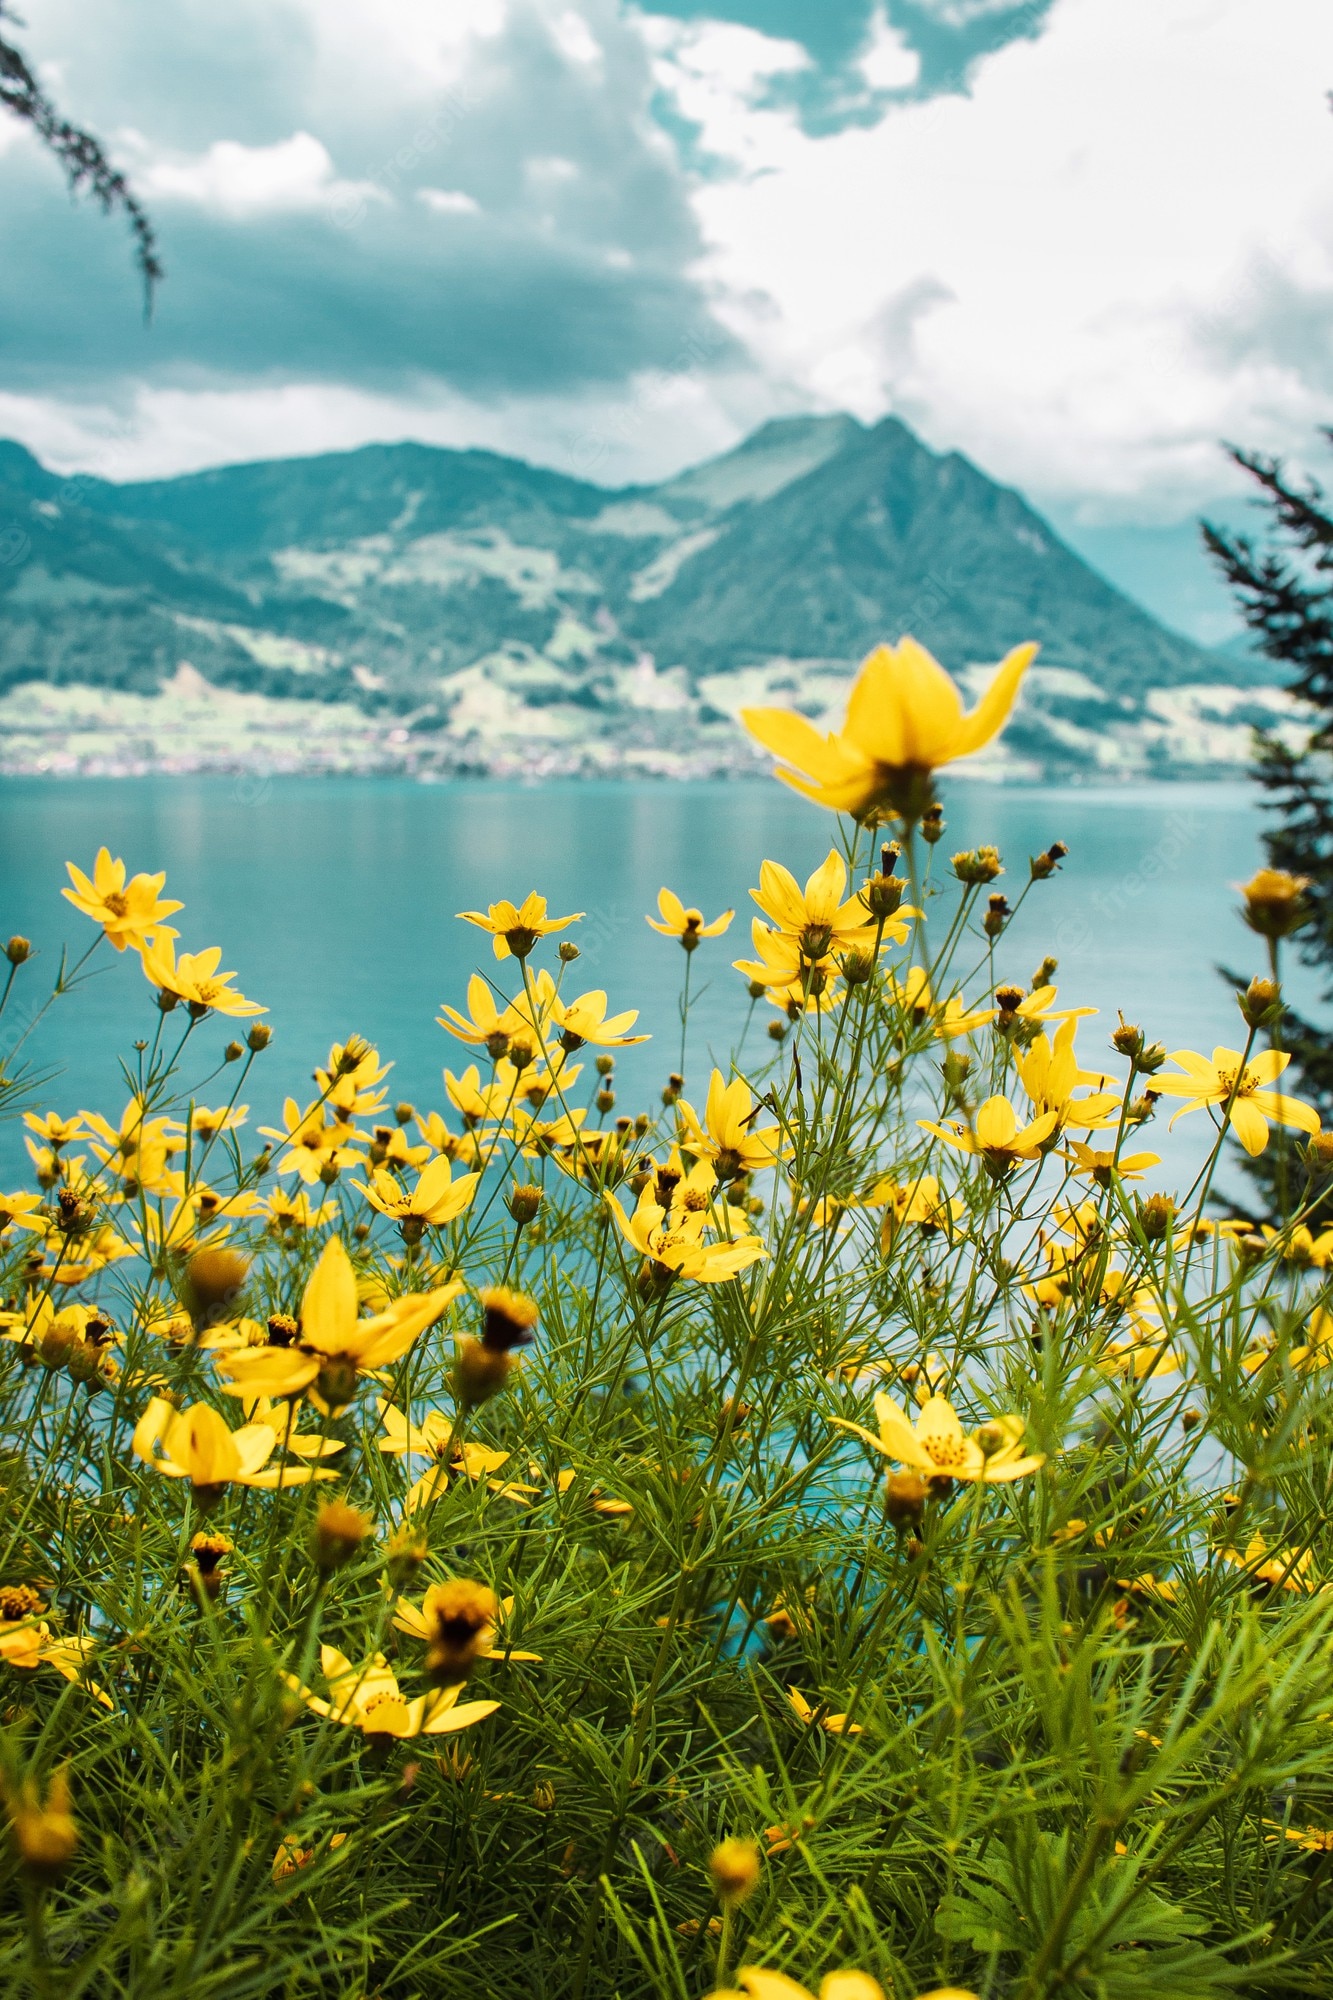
[1111, 1016, 1144, 1060]
[596, 1088, 616, 1113]
[223, 1040, 244, 1062]
[767, 1020, 787, 1042]
[983, 893, 1012, 938]
[1136, 1191, 1175, 1241]
[1029, 842, 1068, 881]
[247, 1022, 273, 1052]
[454, 1335, 514, 1406]
[1239, 867, 1310, 939]
[507, 1183, 543, 1225]
[1030, 955, 1058, 990]
[6, 936, 32, 965]
[884, 1469, 926, 1528]
[558, 940, 581, 963]
[974, 1421, 1009, 1459]
[1307, 1130, 1333, 1171]
[1239, 975, 1282, 1028]
[313, 1500, 371, 1574]
[595, 1053, 616, 1077]
[1126, 1091, 1161, 1125]
[184, 1245, 250, 1322]
[395, 1101, 415, 1126]
[5, 1766, 78, 1883]
[920, 803, 945, 845]
[385, 1522, 428, 1589]
[709, 1836, 761, 1908]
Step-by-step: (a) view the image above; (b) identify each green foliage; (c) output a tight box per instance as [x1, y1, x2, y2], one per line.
[3, 823, 1333, 2000]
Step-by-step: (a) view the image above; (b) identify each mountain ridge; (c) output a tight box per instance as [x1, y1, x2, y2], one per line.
[0, 414, 1291, 780]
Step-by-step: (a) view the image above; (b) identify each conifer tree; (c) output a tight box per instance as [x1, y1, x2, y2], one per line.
[1204, 440, 1333, 1208]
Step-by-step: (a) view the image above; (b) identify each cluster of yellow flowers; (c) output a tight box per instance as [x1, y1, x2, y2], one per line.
[3, 633, 1332, 1993]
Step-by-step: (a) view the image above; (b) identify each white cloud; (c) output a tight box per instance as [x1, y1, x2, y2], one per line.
[134, 131, 384, 218]
[550, 8, 602, 68]
[418, 187, 481, 215]
[0, 366, 776, 488]
[646, 0, 1333, 517]
[858, 8, 921, 92]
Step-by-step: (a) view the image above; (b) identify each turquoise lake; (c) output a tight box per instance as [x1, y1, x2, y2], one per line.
[0, 776, 1312, 1185]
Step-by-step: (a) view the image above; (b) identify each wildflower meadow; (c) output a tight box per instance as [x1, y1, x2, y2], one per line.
[3, 638, 1333, 2000]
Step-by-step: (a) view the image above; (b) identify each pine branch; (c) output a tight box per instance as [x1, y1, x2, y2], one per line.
[0, 0, 162, 311]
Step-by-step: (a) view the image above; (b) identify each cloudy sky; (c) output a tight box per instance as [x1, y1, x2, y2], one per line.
[1, 0, 1331, 638]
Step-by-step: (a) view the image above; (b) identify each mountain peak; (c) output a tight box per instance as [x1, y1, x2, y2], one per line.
[652, 411, 863, 514]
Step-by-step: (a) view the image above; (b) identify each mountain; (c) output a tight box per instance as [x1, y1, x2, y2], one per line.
[0, 416, 1297, 780]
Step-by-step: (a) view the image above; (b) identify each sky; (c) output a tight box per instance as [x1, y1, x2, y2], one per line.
[1, 0, 1331, 641]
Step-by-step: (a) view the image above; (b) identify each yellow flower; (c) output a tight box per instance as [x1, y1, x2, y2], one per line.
[376, 1401, 531, 1509]
[131, 1396, 336, 1496]
[647, 889, 734, 949]
[751, 851, 896, 960]
[1151, 1046, 1321, 1156]
[1063, 1140, 1160, 1187]
[1014, 1019, 1120, 1130]
[0, 1191, 44, 1237]
[216, 1237, 460, 1416]
[315, 1038, 392, 1120]
[871, 1173, 961, 1248]
[457, 893, 582, 961]
[784, 1687, 863, 1737]
[393, 1581, 542, 1668]
[918, 1095, 1059, 1175]
[605, 1173, 766, 1287]
[22, 1112, 86, 1148]
[706, 1970, 890, 2000]
[678, 1070, 784, 1180]
[259, 1099, 365, 1183]
[62, 847, 182, 952]
[741, 635, 1036, 822]
[138, 938, 264, 1019]
[832, 1391, 1045, 1484]
[550, 987, 648, 1050]
[262, 1187, 334, 1232]
[1220, 1534, 1315, 1593]
[436, 974, 553, 1064]
[283, 1645, 499, 1738]
[80, 1099, 176, 1193]
[353, 1156, 480, 1230]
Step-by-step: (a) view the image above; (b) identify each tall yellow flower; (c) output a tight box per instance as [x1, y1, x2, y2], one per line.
[283, 1646, 499, 1739]
[678, 1070, 784, 1180]
[549, 988, 649, 1050]
[1014, 1020, 1120, 1130]
[216, 1236, 460, 1415]
[138, 938, 265, 1019]
[918, 1095, 1058, 1175]
[646, 890, 734, 950]
[132, 1397, 336, 1497]
[457, 893, 582, 961]
[741, 637, 1036, 822]
[605, 1177, 766, 1286]
[751, 851, 892, 960]
[353, 1155, 480, 1232]
[1151, 1046, 1320, 1156]
[833, 1391, 1044, 1485]
[63, 847, 182, 952]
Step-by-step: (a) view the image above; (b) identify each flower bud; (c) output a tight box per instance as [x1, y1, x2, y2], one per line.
[247, 1022, 273, 1052]
[507, 1183, 543, 1226]
[595, 1053, 616, 1077]
[1030, 955, 1058, 990]
[395, 1101, 415, 1126]
[1239, 867, 1310, 939]
[1239, 975, 1282, 1028]
[37, 1312, 82, 1371]
[312, 1500, 372, 1574]
[951, 845, 1003, 885]
[558, 940, 581, 962]
[920, 803, 945, 844]
[662, 1072, 683, 1104]
[862, 844, 906, 918]
[479, 1286, 539, 1352]
[223, 1040, 244, 1062]
[422, 1578, 498, 1682]
[454, 1335, 514, 1406]
[1126, 1091, 1161, 1125]
[385, 1522, 428, 1589]
[183, 1246, 250, 1325]
[5, 1766, 78, 1883]
[1306, 1130, 1333, 1171]
[1111, 1017, 1144, 1060]
[983, 893, 1011, 939]
[884, 1469, 926, 1528]
[184, 1531, 233, 1603]
[596, 1088, 616, 1113]
[1029, 841, 1069, 880]
[1136, 1191, 1175, 1241]
[767, 1020, 787, 1043]
[6, 935, 32, 965]
[709, 1836, 761, 1907]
